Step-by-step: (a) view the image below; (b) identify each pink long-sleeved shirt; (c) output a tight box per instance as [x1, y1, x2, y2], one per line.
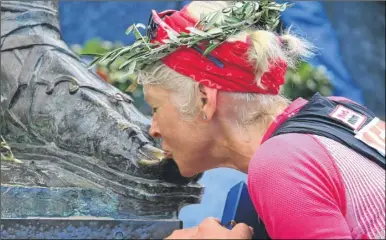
[247, 98, 385, 239]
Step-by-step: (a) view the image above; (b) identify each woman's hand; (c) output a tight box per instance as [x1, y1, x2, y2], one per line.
[165, 217, 253, 239]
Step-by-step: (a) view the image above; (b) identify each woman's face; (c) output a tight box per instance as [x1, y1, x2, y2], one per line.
[144, 85, 218, 177]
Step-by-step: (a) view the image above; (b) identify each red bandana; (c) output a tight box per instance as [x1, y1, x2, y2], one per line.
[150, 5, 287, 94]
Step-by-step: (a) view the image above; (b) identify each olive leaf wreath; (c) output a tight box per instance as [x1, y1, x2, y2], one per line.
[85, 1, 291, 82]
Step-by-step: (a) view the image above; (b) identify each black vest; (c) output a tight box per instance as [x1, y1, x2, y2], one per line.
[272, 93, 385, 169]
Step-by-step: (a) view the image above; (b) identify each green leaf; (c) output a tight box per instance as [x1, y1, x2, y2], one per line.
[253, 11, 264, 20]
[88, 47, 122, 68]
[270, 18, 280, 30]
[242, 2, 254, 18]
[123, 49, 147, 60]
[234, 2, 244, 8]
[224, 16, 240, 24]
[186, 27, 207, 37]
[135, 23, 146, 30]
[286, 3, 295, 9]
[245, 17, 256, 25]
[80, 52, 105, 57]
[195, 12, 206, 27]
[206, 27, 223, 35]
[118, 49, 147, 69]
[131, 40, 145, 49]
[133, 25, 143, 40]
[88, 56, 103, 69]
[126, 25, 134, 35]
[267, 3, 288, 12]
[278, 3, 289, 12]
[127, 60, 137, 75]
[222, 8, 232, 14]
[204, 11, 222, 30]
[132, 24, 151, 50]
[161, 39, 173, 44]
[234, 3, 245, 17]
[179, 32, 190, 37]
[166, 29, 180, 43]
[98, 47, 123, 62]
[106, 47, 133, 68]
[149, 51, 170, 60]
[119, 59, 133, 70]
[253, 2, 260, 11]
[187, 38, 204, 48]
[203, 42, 221, 56]
[120, 50, 152, 67]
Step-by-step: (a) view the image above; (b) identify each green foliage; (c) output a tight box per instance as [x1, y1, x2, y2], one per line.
[72, 39, 123, 56]
[284, 62, 333, 100]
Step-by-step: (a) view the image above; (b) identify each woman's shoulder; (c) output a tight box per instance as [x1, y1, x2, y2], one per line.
[249, 133, 331, 171]
[247, 133, 344, 196]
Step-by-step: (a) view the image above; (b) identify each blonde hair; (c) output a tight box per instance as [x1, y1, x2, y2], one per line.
[138, 1, 314, 125]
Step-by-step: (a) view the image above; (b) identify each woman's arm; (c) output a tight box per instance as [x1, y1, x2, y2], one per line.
[248, 133, 353, 239]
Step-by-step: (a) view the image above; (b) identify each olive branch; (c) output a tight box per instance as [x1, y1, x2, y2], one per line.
[85, 1, 291, 81]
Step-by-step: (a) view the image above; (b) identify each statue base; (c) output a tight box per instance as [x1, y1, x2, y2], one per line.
[0, 218, 180, 239]
[1, 185, 182, 239]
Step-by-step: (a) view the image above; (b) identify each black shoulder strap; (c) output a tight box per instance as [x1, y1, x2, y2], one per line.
[271, 93, 385, 169]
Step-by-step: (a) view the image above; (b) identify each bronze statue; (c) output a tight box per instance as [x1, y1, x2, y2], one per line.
[0, 0, 203, 227]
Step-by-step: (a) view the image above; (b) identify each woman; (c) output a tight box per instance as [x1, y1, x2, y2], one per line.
[96, 1, 385, 239]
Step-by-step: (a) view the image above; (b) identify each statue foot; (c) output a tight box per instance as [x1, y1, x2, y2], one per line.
[1, 1, 203, 217]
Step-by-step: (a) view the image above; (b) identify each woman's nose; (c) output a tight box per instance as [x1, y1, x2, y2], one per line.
[149, 120, 161, 139]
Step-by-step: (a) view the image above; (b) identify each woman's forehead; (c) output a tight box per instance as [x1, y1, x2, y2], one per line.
[144, 85, 169, 102]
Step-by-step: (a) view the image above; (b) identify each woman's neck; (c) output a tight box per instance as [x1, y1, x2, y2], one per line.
[220, 122, 270, 173]
[217, 104, 288, 173]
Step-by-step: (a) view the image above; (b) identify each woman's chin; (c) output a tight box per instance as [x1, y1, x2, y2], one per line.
[179, 167, 201, 178]
[157, 158, 202, 184]
[173, 155, 204, 178]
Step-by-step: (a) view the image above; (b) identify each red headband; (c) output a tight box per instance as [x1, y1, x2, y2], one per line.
[150, 5, 287, 94]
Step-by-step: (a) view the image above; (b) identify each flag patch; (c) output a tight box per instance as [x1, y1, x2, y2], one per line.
[329, 105, 367, 131]
[355, 117, 385, 156]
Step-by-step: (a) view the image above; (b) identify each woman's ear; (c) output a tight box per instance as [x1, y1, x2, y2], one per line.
[199, 84, 218, 121]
